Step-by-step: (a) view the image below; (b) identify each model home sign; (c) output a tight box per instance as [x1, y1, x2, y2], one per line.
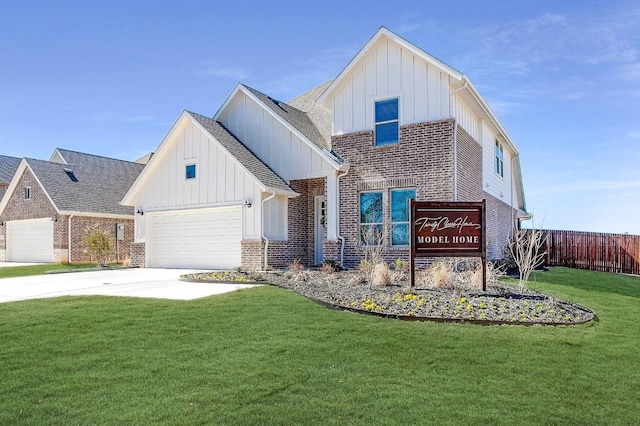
[410, 200, 487, 289]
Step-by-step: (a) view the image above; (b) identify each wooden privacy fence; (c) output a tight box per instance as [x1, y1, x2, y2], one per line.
[544, 230, 640, 275]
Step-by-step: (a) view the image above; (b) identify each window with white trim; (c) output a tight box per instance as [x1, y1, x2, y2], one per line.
[24, 187, 32, 199]
[359, 191, 383, 246]
[375, 98, 399, 146]
[390, 188, 416, 246]
[495, 140, 504, 177]
[185, 164, 196, 180]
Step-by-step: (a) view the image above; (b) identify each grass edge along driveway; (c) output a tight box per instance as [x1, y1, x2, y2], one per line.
[0, 267, 638, 425]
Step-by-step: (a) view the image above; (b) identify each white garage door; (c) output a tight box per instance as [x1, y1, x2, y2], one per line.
[7, 218, 55, 263]
[147, 207, 242, 269]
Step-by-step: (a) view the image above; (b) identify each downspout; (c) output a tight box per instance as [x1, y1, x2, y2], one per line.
[261, 191, 277, 270]
[67, 214, 74, 264]
[511, 155, 517, 234]
[336, 168, 350, 267]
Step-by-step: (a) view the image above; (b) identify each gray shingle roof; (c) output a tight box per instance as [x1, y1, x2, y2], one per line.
[0, 155, 21, 184]
[242, 85, 331, 151]
[187, 111, 295, 195]
[288, 81, 333, 146]
[26, 150, 145, 215]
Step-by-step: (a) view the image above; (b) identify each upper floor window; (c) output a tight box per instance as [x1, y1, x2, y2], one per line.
[375, 98, 399, 146]
[390, 188, 416, 246]
[495, 140, 504, 177]
[185, 164, 196, 180]
[24, 187, 32, 199]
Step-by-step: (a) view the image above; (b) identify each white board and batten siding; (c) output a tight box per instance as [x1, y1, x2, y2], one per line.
[134, 120, 262, 242]
[330, 37, 451, 135]
[482, 121, 513, 205]
[218, 91, 335, 181]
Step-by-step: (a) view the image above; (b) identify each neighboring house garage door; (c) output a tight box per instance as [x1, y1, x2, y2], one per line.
[7, 218, 55, 263]
[147, 207, 242, 269]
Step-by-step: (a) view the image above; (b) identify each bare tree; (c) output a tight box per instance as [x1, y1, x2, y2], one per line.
[509, 222, 547, 288]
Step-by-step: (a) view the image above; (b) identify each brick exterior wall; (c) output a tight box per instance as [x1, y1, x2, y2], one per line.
[0, 167, 134, 263]
[130, 242, 146, 267]
[240, 177, 326, 270]
[332, 119, 455, 268]
[68, 216, 134, 263]
[455, 126, 484, 202]
[485, 192, 515, 260]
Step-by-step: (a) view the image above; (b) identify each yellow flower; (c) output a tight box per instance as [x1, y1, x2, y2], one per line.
[460, 297, 467, 304]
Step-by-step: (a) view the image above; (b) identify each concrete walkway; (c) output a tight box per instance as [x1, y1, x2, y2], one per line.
[0, 267, 261, 303]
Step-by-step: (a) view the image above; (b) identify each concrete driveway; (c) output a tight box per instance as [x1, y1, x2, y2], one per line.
[0, 266, 261, 303]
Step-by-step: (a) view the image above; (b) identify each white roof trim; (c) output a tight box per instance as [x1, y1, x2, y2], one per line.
[214, 84, 345, 171]
[317, 26, 463, 107]
[0, 159, 61, 217]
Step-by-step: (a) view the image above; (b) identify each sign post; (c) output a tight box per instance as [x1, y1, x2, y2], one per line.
[410, 200, 487, 290]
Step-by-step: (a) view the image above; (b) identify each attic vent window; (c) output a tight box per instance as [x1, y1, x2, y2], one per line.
[64, 168, 79, 182]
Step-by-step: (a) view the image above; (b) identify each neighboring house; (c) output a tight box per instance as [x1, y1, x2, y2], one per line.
[122, 27, 527, 270]
[0, 149, 144, 263]
[0, 155, 21, 201]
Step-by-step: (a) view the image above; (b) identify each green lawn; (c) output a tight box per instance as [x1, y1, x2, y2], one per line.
[0, 267, 638, 425]
[0, 263, 99, 279]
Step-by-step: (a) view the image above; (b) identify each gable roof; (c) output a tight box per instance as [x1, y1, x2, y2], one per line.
[0, 155, 21, 185]
[241, 84, 331, 151]
[121, 110, 298, 205]
[1, 151, 145, 217]
[317, 26, 463, 108]
[287, 81, 333, 147]
[186, 111, 295, 196]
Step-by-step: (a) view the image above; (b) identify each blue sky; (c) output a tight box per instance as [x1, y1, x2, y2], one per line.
[1, 0, 639, 234]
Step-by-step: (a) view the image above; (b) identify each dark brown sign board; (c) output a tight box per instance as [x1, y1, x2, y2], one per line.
[410, 200, 487, 290]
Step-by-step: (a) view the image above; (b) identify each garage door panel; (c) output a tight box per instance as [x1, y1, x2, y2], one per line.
[7, 219, 54, 263]
[147, 207, 242, 269]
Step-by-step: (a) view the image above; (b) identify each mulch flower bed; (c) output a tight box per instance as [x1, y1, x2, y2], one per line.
[181, 269, 594, 325]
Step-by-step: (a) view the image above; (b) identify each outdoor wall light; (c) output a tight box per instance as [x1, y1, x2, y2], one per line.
[0, 221, 4, 227]
[136, 208, 144, 216]
[51, 216, 58, 222]
[244, 198, 252, 208]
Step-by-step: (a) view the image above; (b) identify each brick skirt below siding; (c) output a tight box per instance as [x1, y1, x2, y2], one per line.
[130, 242, 145, 267]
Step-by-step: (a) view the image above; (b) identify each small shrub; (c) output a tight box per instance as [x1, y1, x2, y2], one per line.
[348, 273, 367, 285]
[394, 258, 408, 272]
[82, 224, 114, 267]
[288, 259, 305, 273]
[372, 263, 392, 287]
[321, 259, 342, 273]
[122, 255, 131, 267]
[248, 271, 264, 281]
[358, 259, 372, 273]
[292, 270, 311, 282]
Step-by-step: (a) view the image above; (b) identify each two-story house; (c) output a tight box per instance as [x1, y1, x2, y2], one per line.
[122, 27, 527, 270]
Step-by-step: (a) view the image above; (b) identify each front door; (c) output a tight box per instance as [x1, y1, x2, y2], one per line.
[314, 196, 327, 265]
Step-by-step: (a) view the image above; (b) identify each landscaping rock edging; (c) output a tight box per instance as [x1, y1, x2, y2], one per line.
[181, 270, 595, 326]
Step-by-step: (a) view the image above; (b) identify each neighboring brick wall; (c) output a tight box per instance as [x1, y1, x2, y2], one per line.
[0, 168, 135, 264]
[456, 126, 484, 202]
[0, 168, 58, 223]
[1, 168, 66, 261]
[130, 242, 145, 267]
[485, 192, 515, 260]
[332, 119, 455, 269]
[68, 217, 134, 263]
